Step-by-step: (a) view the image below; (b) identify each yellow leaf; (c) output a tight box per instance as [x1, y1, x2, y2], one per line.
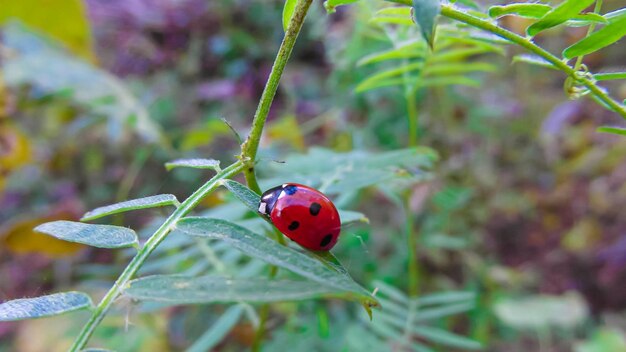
[180, 119, 231, 151]
[0, 0, 94, 61]
[267, 115, 305, 151]
[0, 123, 32, 189]
[2, 211, 85, 258]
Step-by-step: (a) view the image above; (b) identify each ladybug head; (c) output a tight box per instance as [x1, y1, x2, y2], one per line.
[258, 185, 284, 217]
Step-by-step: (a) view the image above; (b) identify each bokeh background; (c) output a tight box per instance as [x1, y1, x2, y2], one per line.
[1, 0, 626, 351]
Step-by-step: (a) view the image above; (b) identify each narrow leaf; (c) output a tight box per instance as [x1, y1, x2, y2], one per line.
[338, 210, 369, 224]
[563, 15, 626, 59]
[414, 302, 474, 322]
[605, 8, 626, 21]
[489, 4, 551, 19]
[416, 291, 476, 306]
[412, 326, 482, 350]
[594, 72, 626, 81]
[176, 217, 379, 308]
[324, 0, 359, 13]
[424, 62, 497, 76]
[357, 42, 425, 66]
[527, 0, 595, 37]
[0, 292, 93, 321]
[489, 3, 606, 27]
[81, 194, 179, 221]
[370, 16, 415, 27]
[221, 180, 260, 213]
[356, 61, 424, 92]
[282, 0, 297, 32]
[412, 0, 441, 47]
[165, 158, 221, 172]
[125, 275, 339, 303]
[597, 126, 626, 136]
[376, 7, 412, 17]
[35, 221, 138, 248]
[187, 305, 244, 352]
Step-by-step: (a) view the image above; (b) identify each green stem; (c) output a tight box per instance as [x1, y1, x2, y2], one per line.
[69, 161, 246, 351]
[405, 195, 419, 296]
[240, 0, 314, 194]
[573, 0, 602, 72]
[386, 0, 626, 120]
[406, 88, 418, 146]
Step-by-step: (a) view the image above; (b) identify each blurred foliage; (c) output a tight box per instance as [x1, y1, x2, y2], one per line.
[1, 0, 626, 351]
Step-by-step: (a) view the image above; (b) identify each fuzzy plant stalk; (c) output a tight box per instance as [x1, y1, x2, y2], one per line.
[386, 0, 626, 119]
[69, 0, 314, 350]
[240, 0, 314, 194]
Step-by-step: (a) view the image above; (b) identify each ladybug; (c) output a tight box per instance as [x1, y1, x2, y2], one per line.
[258, 183, 341, 251]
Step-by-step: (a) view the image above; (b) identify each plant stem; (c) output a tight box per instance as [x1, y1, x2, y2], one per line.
[406, 88, 418, 146]
[69, 160, 246, 352]
[242, 1, 313, 349]
[386, 0, 626, 119]
[240, 0, 314, 194]
[405, 195, 419, 296]
[573, 0, 602, 72]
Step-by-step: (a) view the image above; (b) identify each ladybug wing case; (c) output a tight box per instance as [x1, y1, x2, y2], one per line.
[259, 184, 341, 251]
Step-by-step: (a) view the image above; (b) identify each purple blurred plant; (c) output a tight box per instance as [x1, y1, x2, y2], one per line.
[86, 0, 210, 75]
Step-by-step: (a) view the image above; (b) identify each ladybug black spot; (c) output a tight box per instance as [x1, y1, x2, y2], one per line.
[320, 234, 333, 247]
[288, 221, 300, 231]
[309, 202, 321, 216]
[284, 185, 297, 195]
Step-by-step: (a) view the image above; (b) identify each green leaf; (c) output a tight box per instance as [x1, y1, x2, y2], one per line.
[563, 14, 626, 59]
[81, 194, 179, 221]
[356, 61, 424, 92]
[575, 328, 626, 352]
[416, 291, 475, 306]
[176, 217, 379, 308]
[165, 158, 221, 172]
[512, 54, 558, 70]
[0, 292, 93, 321]
[376, 7, 412, 17]
[494, 293, 588, 330]
[604, 8, 626, 21]
[221, 180, 260, 213]
[527, 0, 595, 37]
[357, 42, 426, 66]
[449, 0, 479, 10]
[412, 326, 482, 350]
[282, 0, 297, 32]
[338, 210, 369, 224]
[594, 72, 626, 81]
[324, 0, 360, 14]
[412, 0, 441, 47]
[370, 16, 415, 27]
[125, 275, 339, 303]
[187, 305, 244, 352]
[489, 4, 551, 19]
[597, 126, 626, 136]
[424, 62, 497, 76]
[414, 302, 475, 322]
[262, 147, 437, 194]
[489, 3, 605, 27]
[35, 221, 138, 248]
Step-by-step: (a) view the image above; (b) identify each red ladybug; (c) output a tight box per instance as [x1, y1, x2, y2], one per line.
[258, 183, 341, 251]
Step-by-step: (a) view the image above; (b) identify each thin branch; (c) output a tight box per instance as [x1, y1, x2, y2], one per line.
[240, 0, 315, 194]
[69, 160, 246, 351]
[386, 0, 626, 119]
